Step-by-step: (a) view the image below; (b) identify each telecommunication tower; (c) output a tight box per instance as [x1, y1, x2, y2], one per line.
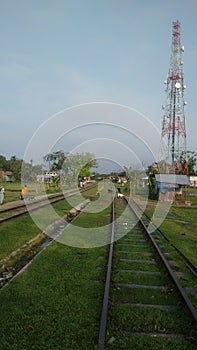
[161, 20, 188, 174]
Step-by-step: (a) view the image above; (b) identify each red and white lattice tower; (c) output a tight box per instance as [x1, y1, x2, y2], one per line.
[161, 20, 188, 174]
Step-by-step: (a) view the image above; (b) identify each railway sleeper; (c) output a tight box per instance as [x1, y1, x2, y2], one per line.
[118, 302, 180, 311]
[119, 258, 156, 264]
[115, 282, 166, 290]
[120, 331, 188, 339]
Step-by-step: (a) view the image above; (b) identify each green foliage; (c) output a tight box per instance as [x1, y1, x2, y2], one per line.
[0, 155, 10, 171]
[0, 155, 23, 181]
[0, 155, 43, 182]
[43, 150, 66, 171]
[0, 243, 105, 349]
[21, 162, 43, 183]
[186, 151, 197, 175]
[0, 215, 41, 259]
[44, 151, 96, 184]
[124, 166, 142, 189]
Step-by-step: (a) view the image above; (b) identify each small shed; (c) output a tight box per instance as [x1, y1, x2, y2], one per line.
[154, 174, 189, 202]
[189, 176, 197, 188]
[139, 173, 148, 187]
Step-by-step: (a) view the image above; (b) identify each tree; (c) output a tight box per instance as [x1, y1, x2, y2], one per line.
[124, 166, 142, 192]
[21, 162, 43, 183]
[43, 153, 56, 170]
[0, 154, 44, 183]
[43, 151, 96, 185]
[10, 159, 23, 181]
[44, 151, 66, 171]
[184, 151, 197, 175]
[62, 152, 96, 184]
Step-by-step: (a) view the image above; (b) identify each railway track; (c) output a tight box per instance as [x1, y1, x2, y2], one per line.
[0, 185, 197, 348]
[0, 185, 95, 288]
[0, 186, 95, 223]
[98, 196, 197, 349]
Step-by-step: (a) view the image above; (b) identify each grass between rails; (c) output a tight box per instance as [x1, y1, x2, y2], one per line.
[104, 335, 197, 350]
[1, 190, 196, 349]
[108, 304, 193, 333]
[144, 200, 197, 309]
[106, 198, 197, 349]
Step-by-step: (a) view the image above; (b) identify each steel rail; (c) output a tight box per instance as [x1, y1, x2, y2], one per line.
[126, 197, 197, 324]
[0, 185, 96, 223]
[0, 195, 65, 223]
[128, 197, 197, 278]
[98, 195, 115, 350]
[171, 244, 197, 277]
[0, 186, 93, 214]
[0, 192, 65, 214]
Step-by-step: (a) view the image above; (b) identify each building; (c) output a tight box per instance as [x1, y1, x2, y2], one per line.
[139, 173, 149, 188]
[154, 174, 189, 202]
[0, 171, 14, 182]
[36, 171, 58, 183]
[189, 176, 197, 188]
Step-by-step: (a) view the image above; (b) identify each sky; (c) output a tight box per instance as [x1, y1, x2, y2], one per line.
[0, 0, 197, 172]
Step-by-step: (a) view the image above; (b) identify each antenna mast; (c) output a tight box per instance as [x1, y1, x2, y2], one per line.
[161, 20, 188, 174]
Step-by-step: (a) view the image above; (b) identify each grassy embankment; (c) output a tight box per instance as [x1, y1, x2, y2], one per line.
[0, 186, 97, 270]
[145, 189, 197, 268]
[0, 181, 76, 204]
[0, 187, 110, 349]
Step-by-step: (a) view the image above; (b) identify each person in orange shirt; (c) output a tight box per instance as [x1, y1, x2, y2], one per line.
[21, 185, 28, 200]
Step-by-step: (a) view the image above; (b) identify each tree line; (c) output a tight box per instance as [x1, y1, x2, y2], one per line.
[0, 152, 96, 183]
[0, 150, 196, 183]
[43, 151, 96, 184]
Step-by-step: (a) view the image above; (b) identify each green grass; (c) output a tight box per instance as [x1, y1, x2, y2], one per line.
[159, 206, 197, 267]
[108, 304, 193, 333]
[0, 182, 98, 204]
[0, 188, 110, 349]
[111, 283, 180, 305]
[144, 199, 197, 268]
[183, 187, 197, 194]
[0, 242, 106, 349]
[106, 197, 197, 349]
[105, 335, 197, 350]
[1, 182, 21, 191]
[112, 270, 167, 286]
[1, 190, 197, 349]
[143, 201, 197, 309]
[72, 209, 110, 228]
[2, 182, 21, 203]
[0, 200, 74, 260]
[0, 187, 99, 260]
[0, 215, 41, 259]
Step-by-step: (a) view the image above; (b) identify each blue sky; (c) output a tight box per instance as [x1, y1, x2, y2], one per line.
[0, 0, 197, 167]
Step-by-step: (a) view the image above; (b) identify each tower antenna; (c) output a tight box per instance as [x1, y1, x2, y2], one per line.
[160, 20, 188, 174]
